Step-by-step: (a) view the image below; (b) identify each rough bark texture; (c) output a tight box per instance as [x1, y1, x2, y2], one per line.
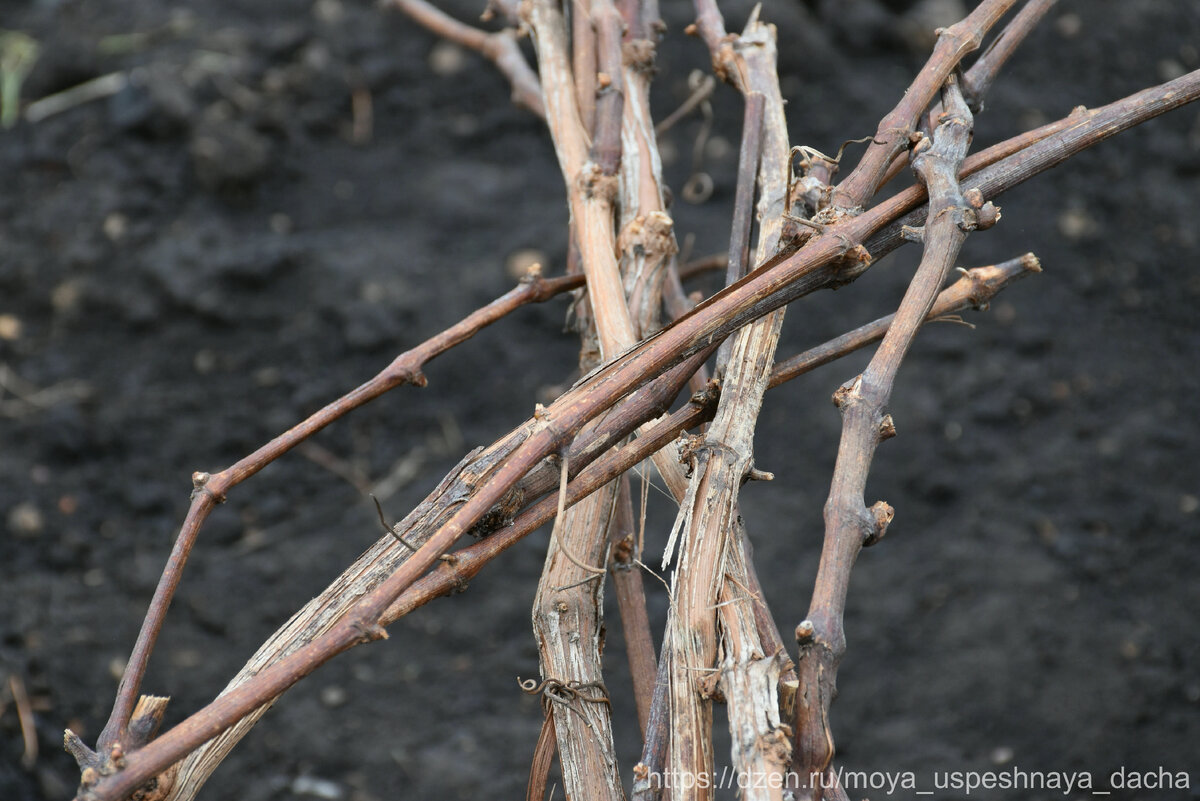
[531, 474, 624, 801]
[662, 16, 793, 801]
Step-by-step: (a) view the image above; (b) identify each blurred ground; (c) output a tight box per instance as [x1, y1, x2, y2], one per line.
[1, 0, 1198, 799]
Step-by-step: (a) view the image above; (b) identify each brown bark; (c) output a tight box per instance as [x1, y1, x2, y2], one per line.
[791, 77, 990, 799]
[830, 0, 1016, 212]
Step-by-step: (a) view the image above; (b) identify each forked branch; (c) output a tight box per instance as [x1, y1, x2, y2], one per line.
[830, 0, 1016, 212]
[878, 0, 1059, 189]
[386, 0, 545, 117]
[962, 0, 1059, 109]
[791, 77, 994, 798]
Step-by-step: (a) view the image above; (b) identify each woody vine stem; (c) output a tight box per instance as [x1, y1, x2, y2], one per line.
[64, 2, 1199, 800]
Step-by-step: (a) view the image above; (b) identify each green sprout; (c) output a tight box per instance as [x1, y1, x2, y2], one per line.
[0, 30, 40, 129]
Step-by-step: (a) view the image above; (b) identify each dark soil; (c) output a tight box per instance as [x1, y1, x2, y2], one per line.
[2, 1, 1198, 799]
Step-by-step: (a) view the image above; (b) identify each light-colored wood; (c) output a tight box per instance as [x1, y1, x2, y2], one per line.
[663, 17, 793, 801]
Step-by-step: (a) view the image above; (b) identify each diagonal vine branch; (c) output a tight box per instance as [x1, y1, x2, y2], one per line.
[382, 254, 1041, 629]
